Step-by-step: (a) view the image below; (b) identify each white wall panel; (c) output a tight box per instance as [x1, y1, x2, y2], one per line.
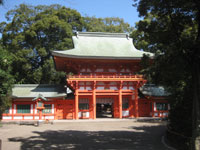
[14, 104, 16, 114]
[3, 116, 12, 120]
[24, 116, 33, 120]
[14, 116, 22, 119]
[45, 116, 54, 119]
[9, 107, 12, 114]
[122, 111, 129, 116]
[31, 104, 33, 114]
[52, 104, 54, 114]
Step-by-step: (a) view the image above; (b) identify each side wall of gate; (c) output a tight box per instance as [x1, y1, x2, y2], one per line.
[56, 100, 74, 120]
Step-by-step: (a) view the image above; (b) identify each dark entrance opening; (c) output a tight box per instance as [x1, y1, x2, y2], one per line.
[96, 97, 114, 118]
[96, 103, 113, 118]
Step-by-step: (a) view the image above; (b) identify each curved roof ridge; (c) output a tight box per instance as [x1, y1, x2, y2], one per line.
[76, 32, 129, 38]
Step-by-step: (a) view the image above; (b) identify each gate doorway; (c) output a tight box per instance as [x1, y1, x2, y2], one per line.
[96, 97, 114, 118]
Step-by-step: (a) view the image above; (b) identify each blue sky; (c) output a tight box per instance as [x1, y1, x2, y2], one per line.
[0, 0, 140, 27]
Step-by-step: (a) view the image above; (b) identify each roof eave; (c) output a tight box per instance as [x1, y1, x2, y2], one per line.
[52, 51, 154, 60]
[12, 95, 67, 99]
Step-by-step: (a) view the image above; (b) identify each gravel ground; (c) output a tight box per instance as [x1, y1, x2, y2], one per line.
[0, 119, 171, 150]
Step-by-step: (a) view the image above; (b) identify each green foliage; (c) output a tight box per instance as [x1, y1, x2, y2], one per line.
[1, 4, 85, 84]
[0, 4, 133, 85]
[0, 46, 14, 118]
[83, 17, 133, 33]
[133, 0, 200, 149]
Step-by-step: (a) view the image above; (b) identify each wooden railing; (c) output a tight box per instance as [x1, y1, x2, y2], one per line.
[67, 75, 144, 79]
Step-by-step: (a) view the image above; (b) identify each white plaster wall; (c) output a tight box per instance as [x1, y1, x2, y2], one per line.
[13, 104, 16, 114]
[35, 116, 39, 120]
[108, 69, 117, 72]
[78, 112, 81, 118]
[45, 116, 54, 119]
[2, 116, 12, 120]
[86, 112, 90, 118]
[24, 116, 33, 120]
[154, 102, 156, 111]
[86, 87, 92, 90]
[154, 113, 158, 117]
[163, 112, 168, 116]
[14, 116, 23, 120]
[110, 86, 118, 90]
[31, 104, 33, 114]
[52, 104, 54, 114]
[122, 110, 129, 116]
[96, 68, 103, 72]
[35, 104, 37, 114]
[122, 86, 128, 90]
[79, 86, 85, 90]
[9, 107, 12, 114]
[96, 87, 104, 90]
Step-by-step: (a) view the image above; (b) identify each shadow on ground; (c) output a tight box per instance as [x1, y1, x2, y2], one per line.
[9, 125, 167, 150]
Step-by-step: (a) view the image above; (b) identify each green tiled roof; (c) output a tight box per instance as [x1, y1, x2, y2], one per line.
[52, 32, 154, 59]
[12, 84, 67, 98]
[140, 84, 170, 97]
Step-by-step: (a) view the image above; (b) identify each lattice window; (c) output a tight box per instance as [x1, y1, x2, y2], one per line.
[122, 98, 129, 109]
[17, 104, 30, 114]
[79, 103, 89, 110]
[156, 103, 168, 111]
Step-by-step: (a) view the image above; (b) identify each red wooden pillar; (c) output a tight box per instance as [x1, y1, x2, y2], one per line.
[39, 110, 42, 120]
[75, 81, 79, 120]
[129, 81, 135, 118]
[113, 96, 119, 118]
[129, 93, 134, 118]
[134, 84, 139, 118]
[119, 81, 122, 119]
[33, 103, 35, 120]
[93, 81, 96, 119]
[12, 103, 14, 120]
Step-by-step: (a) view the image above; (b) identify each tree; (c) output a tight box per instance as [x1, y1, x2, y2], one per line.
[1, 4, 84, 84]
[1, 4, 133, 84]
[132, 0, 200, 149]
[0, 46, 14, 119]
[83, 16, 133, 33]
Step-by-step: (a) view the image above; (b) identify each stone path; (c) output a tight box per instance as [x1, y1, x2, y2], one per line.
[0, 119, 172, 150]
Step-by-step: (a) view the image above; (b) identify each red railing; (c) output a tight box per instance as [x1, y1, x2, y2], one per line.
[67, 75, 144, 79]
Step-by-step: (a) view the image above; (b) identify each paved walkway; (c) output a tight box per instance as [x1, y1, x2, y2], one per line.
[0, 119, 172, 150]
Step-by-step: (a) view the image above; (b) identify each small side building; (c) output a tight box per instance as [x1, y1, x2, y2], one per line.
[2, 84, 74, 120]
[139, 84, 170, 118]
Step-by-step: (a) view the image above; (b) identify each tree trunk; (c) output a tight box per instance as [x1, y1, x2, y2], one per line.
[192, 3, 200, 149]
[192, 49, 200, 150]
